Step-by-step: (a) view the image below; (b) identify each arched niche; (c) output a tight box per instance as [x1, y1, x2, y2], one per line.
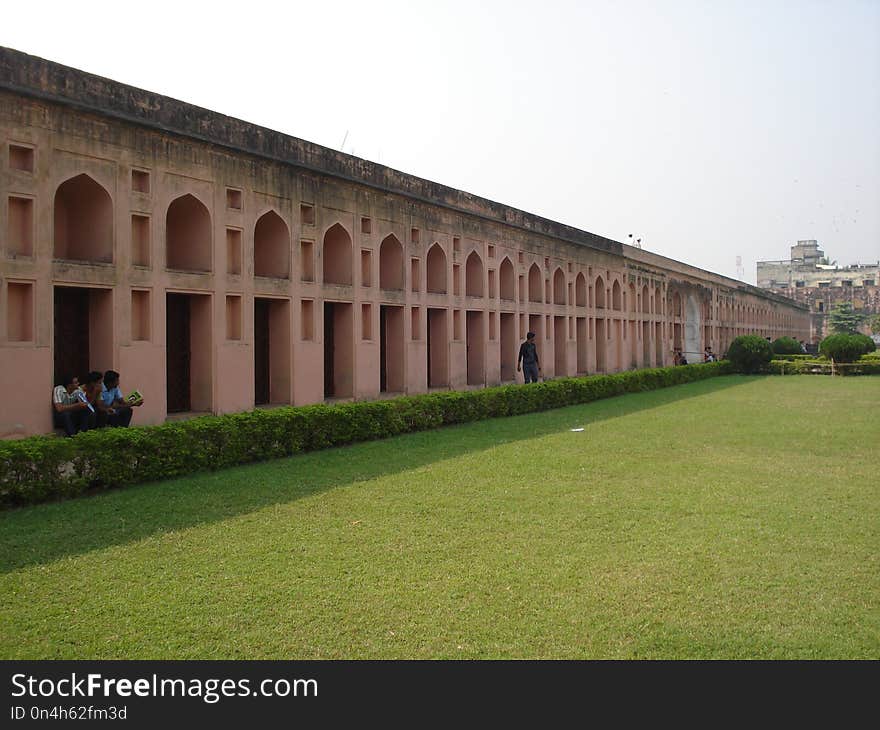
[379, 234, 404, 290]
[254, 210, 290, 278]
[576, 273, 587, 307]
[499, 257, 515, 300]
[166, 193, 212, 272]
[528, 264, 543, 303]
[426, 243, 447, 294]
[323, 223, 352, 285]
[466, 251, 484, 297]
[553, 268, 566, 305]
[54, 174, 114, 263]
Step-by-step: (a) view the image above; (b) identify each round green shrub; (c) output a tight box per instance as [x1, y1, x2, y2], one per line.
[819, 333, 875, 362]
[771, 336, 803, 355]
[727, 335, 773, 373]
[855, 334, 876, 355]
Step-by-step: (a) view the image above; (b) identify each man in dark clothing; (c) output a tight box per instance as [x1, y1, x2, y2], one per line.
[517, 332, 541, 383]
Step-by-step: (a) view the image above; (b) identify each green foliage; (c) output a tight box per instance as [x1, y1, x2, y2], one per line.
[726, 335, 773, 374]
[768, 359, 880, 376]
[819, 333, 876, 363]
[2, 376, 877, 660]
[827, 302, 864, 335]
[771, 336, 803, 355]
[857, 334, 877, 354]
[771, 353, 822, 362]
[869, 314, 880, 335]
[0, 362, 731, 508]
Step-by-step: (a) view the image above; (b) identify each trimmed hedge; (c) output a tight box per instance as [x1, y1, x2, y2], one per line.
[819, 333, 876, 363]
[768, 359, 880, 376]
[771, 353, 821, 362]
[727, 335, 773, 374]
[771, 336, 803, 355]
[0, 362, 731, 508]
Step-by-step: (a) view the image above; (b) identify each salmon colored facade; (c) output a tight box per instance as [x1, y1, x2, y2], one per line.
[0, 48, 809, 438]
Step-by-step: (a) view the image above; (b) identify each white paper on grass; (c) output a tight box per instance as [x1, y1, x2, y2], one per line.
[570, 428, 584, 432]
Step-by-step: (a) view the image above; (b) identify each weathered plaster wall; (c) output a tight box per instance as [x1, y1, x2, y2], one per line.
[0, 47, 809, 438]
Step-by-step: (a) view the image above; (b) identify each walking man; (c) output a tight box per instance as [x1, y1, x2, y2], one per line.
[517, 331, 541, 383]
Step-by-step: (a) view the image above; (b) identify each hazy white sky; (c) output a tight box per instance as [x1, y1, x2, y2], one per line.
[3, 0, 878, 282]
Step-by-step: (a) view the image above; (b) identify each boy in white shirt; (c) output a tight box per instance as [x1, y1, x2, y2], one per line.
[52, 373, 91, 436]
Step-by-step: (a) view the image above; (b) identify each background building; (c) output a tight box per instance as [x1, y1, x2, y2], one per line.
[757, 240, 879, 342]
[1, 48, 809, 438]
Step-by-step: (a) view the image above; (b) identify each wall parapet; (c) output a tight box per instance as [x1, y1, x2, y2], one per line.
[0, 46, 620, 257]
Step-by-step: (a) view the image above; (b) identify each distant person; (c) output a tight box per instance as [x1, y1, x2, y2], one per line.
[673, 349, 687, 366]
[52, 373, 91, 437]
[99, 370, 143, 427]
[800, 340, 807, 354]
[517, 331, 541, 383]
[704, 346, 716, 362]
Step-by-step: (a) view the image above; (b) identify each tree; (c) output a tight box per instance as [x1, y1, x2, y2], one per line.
[727, 335, 773, 374]
[869, 314, 880, 335]
[820, 333, 876, 362]
[771, 336, 802, 355]
[827, 302, 863, 335]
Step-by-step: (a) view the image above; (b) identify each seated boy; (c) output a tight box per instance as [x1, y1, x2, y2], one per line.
[80, 371, 104, 429]
[52, 373, 91, 436]
[99, 370, 143, 427]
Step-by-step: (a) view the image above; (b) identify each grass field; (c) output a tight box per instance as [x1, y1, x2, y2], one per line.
[1, 375, 878, 659]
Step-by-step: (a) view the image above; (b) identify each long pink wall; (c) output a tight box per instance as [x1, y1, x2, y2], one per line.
[0, 82, 810, 438]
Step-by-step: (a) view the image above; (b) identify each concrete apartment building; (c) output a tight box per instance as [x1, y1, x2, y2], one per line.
[0, 48, 809, 438]
[757, 240, 879, 342]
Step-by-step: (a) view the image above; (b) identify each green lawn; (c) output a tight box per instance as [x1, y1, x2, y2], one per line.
[2, 375, 878, 659]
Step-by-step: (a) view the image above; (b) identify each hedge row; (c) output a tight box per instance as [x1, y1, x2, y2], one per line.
[768, 359, 880, 376]
[770, 353, 816, 362]
[0, 362, 731, 508]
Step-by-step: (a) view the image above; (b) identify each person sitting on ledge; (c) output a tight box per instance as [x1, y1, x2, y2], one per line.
[79, 371, 104, 429]
[52, 373, 91, 437]
[99, 369, 143, 427]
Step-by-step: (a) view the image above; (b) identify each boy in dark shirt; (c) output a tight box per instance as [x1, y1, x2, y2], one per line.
[517, 332, 541, 383]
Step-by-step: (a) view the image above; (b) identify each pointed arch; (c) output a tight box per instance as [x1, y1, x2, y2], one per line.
[426, 243, 447, 294]
[655, 286, 663, 315]
[641, 285, 650, 313]
[553, 267, 566, 305]
[672, 291, 682, 317]
[166, 193, 212, 272]
[612, 280, 622, 311]
[323, 222, 352, 285]
[575, 273, 587, 307]
[595, 275, 606, 309]
[379, 234, 404, 290]
[499, 256, 515, 301]
[54, 173, 113, 262]
[254, 210, 290, 278]
[466, 250, 484, 297]
[528, 263, 543, 303]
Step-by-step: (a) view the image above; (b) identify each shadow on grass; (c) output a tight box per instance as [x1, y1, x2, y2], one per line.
[0, 376, 755, 573]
